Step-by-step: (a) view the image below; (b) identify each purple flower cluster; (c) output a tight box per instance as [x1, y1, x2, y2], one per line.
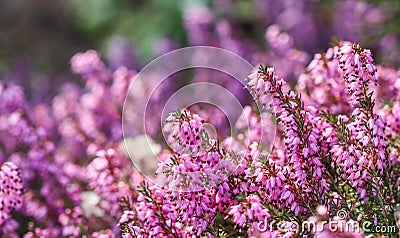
[0, 50, 143, 237]
[119, 41, 399, 237]
[1, 20, 400, 237]
[0, 162, 23, 236]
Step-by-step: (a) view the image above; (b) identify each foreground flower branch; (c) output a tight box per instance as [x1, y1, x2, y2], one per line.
[119, 42, 400, 237]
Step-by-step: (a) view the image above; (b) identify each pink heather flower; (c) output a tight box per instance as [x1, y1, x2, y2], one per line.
[331, 41, 392, 206]
[0, 218, 19, 238]
[121, 183, 213, 237]
[0, 162, 23, 226]
[70, 50, 111, 82]
[110, 67, 135, 106]
[0, 83, 27, 113]
[86, 149, 122, 217]
[374, 66, 400, 103]
[262, 24, 309, 81]
[245, 66, 276, 107]
[297, 46, 351, 114]
[336, 41, 378, 106]
[23, 227, 60, 238]
[381, 101, 400, 138]
[164, 109, 208, 156]
[249, 66, 329, 209]
[59, 207, 87, 237]
[159, 144, 237, 191]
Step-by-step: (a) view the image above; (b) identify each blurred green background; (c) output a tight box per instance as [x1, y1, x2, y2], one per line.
[0, 0, 399, 78]
[0, 0, 195, 76]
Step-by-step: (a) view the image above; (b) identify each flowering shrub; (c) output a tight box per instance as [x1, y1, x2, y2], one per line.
[0, 36, 399, 238]
[118, 41, 400, 237]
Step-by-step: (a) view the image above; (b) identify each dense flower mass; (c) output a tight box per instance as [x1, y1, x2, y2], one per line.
[1, 16, 400, 237]
[0, 162, 23, 229]
[118, 42, 399, 237]
[163, 110, 207, 156]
